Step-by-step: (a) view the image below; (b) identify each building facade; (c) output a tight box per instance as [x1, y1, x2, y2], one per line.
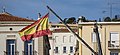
[0, 12, 78, 55]
[0, 12, 42, 55]
[49, 24, 78, 55]
[78, 22, 120, 55]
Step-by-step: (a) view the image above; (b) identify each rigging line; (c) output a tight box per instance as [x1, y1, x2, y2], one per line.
[47, 5, 98, 55]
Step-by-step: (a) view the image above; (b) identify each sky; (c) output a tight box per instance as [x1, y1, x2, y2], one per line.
[0, 0, 120, 23]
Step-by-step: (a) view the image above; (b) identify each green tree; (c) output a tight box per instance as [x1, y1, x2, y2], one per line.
[63, 18, 68, 23]
[77, 16, 86, 22]
[66, 17, 76, 24]
[112, 15, 120, 21]
[104, 17, 111, 22]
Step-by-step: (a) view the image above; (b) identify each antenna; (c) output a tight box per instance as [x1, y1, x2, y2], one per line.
[2, 6, 6, 13]
[108, 0, 120, 18]
[38, 13, 41, 18]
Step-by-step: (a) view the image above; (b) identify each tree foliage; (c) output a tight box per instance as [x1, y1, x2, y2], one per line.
[104, 17, 111, 22]
[112, 15, 120, 21]
[78, 16, 86, 22]
[64, 17, 76, 24]
[63, 18, 68, 23]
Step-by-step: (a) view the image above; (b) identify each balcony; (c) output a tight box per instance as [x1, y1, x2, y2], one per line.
[22, 51, 37, 55]
[4, 51, 19, 55]
[108, 41, 120, 50]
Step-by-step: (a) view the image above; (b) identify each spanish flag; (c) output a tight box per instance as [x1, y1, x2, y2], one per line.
[19, 13, 51, 41]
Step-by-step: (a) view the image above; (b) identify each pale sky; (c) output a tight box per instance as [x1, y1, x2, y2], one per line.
[0, 0, 120, 22]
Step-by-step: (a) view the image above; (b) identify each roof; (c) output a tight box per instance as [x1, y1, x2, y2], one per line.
[78, 22, 120, 25]
[53, 29, 77, 33]
[50, 23, 78, 26]
[0, 13, 35, 21]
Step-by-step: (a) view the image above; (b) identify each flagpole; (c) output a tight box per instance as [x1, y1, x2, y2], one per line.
[46, 5, 97, 55]
[93, 22, 103, 55]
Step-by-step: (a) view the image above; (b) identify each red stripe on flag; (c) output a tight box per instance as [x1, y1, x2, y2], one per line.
[19, 13, 51, 41]
[33, 29, 52, 38]
[19, 13, 49, 32]
[21, 34, 34, 41]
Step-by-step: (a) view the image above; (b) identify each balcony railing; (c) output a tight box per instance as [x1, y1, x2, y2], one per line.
[4, 51, 19, 55]
[22, 51, 37, 55]
[108, 41, 120, 50]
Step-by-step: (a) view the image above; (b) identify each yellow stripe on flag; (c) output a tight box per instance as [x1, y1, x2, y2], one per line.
[37, 17, 48, 31]
[19, 25, 36, 37]
[19, 13, 51, 41]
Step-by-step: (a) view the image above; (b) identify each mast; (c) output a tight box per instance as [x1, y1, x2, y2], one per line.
[93, 22, 103, 55]
[47, 5, 98, 55]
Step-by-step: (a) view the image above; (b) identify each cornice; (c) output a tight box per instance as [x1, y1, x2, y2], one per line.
[0, 31, 18, 33]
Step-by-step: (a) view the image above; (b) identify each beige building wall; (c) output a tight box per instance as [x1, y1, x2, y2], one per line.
[78, 22, 120, 55]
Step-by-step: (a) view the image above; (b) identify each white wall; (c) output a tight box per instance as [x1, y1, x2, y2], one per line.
[0, 33, 7, 55]
[52, 33, 76, 55]
[0, 22, 39, 55]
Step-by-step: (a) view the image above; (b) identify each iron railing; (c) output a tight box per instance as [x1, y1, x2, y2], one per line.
[22, 51, 37, 55]
[4, 51, 19, 55]
[108, 41, 120, 49]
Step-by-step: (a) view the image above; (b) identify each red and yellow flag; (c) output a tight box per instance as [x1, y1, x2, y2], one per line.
[19, 13, 51, 41]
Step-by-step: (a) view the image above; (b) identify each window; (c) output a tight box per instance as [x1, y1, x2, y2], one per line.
[63, 36, 67, 43]
[55, 36, 58, 43]
[9, 28, 13, 30]
[92, 33, 97, 42]
[63, 36, 65, 43]
[6, 39, 16, 55]
[57, 26, 59, 28]
[63, 46, 66, 53]
[110, 32, 119, 47]
[55, 47, 58, 53]
[110, 52, 118, 55]
[52, 26, 56, 28]
[24, 40, 33, 55]
[69, 35, 74, 43]
[91, 32, 101, 42]
[70, 46, 73, 53]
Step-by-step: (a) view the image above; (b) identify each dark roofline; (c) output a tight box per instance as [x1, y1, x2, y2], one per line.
[0, 14, 36, 21]
[53, 29, 77, 33]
